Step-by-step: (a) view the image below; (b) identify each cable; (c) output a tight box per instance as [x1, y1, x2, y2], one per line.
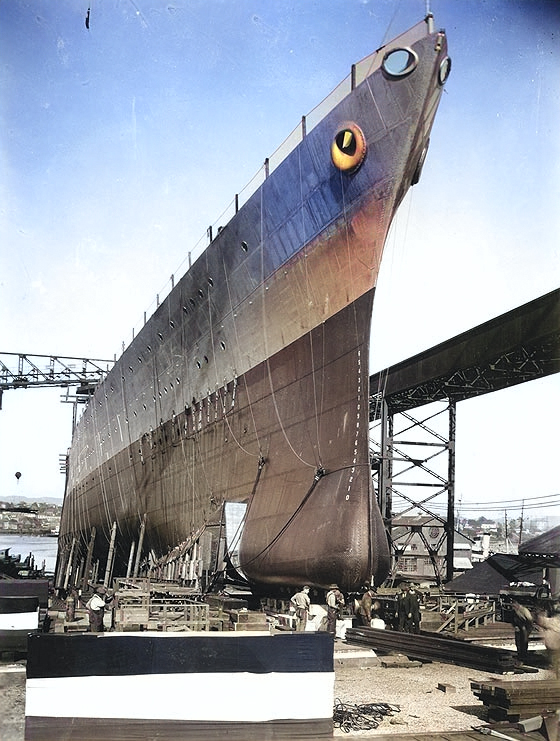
[333, 699, 400, 733]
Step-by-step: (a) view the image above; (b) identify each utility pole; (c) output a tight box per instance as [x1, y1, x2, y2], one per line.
[445, 401, 456, 583]
[518, 501, 524, 547]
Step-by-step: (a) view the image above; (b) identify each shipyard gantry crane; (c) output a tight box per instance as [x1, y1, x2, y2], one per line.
[0, 352, 113, 394]
[0, 352, 114, 424]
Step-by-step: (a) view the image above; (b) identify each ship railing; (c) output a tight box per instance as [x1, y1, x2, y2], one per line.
[123, 19, 428, 357]
[124, 67, 358, 354]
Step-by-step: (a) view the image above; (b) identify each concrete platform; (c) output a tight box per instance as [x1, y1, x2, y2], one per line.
[333, 641, 379, 667]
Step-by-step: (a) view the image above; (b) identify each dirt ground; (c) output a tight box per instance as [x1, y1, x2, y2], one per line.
[333, 657, 555, 736]
[0, 664, 26, 741]
[1, 649, 555, 741]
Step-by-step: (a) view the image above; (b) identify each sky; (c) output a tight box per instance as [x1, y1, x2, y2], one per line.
[1, 0, 559, 522]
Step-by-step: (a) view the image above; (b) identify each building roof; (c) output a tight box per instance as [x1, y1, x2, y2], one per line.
[444, 554, 544, 595]
[392, 515, 439, 527]
[519, 526, 560, 562]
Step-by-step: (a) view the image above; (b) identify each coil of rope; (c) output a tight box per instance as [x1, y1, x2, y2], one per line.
[333, 699, 400, 733]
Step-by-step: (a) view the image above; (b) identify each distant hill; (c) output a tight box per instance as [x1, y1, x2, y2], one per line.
[1, 495, 63, 506]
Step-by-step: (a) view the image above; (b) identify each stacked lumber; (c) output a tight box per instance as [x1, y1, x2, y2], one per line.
[228, 608, 269, 631]
[471, 678, 560, 721]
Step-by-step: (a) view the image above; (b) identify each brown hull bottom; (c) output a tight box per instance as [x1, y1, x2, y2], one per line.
[59, 291, 390, 590]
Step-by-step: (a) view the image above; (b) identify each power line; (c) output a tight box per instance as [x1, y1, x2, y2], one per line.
[422, 501, 560, 514]
[395, 495, 560, 514]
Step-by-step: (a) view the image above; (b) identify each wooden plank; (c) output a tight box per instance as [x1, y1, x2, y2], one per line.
[358, 733, 490, 741]
[25, 717, 333, 740]
[361, 733, 543, 741]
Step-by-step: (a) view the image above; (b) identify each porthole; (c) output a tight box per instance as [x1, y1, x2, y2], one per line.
[411, 143, 429, 186]
[196, 359, 201, 369]
[189, 298, 196, 307]
[182, 305, 189, 314]
[169, 320, 175, 328]
[198, 288, 204, 298]
[157, 332, 164, 341]
[331, 123, 366, 173]
[241, 241, 248, 252]
[204, 355, 209, 364]
[220, 341, 226, 351]
[382, 47, 418, 78]
[439, 56, 451, 85]
[207, 277, 214, 286]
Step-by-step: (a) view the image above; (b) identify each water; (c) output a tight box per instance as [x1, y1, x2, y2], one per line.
[0, 533, 59, 573]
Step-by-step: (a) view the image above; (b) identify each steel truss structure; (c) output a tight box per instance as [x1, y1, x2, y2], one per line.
[0, 352, 115, 434]
[370, 399, 456, 585]
[369, 288, 559, 585]
[0, 352, 114, 393]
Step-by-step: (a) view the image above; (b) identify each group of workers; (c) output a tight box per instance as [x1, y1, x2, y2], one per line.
[290, 580, 422, 635]
[290, 584, 559, 676]
[290, 584, 345, 634]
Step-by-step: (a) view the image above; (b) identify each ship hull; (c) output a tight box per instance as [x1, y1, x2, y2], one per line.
[57, 19, 449, 591]
[62, 291, 384, 589]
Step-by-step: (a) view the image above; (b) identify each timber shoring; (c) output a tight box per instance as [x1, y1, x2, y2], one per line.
[345, 627, 518, 673]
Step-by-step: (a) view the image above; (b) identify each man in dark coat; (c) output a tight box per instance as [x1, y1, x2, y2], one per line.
[396, 582, 414, 632]
[511, 600, 533, 662]
[408, 584, 421, 634]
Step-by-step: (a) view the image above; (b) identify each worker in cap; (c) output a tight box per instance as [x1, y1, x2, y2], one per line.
[290, 585, 311, 632]
[326, 584, 345, 635]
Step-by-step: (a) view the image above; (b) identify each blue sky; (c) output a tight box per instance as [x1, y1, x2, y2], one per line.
[1, 0, 558, 521]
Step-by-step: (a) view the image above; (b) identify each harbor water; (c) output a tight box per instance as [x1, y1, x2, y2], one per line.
[0, 534, 58, 574]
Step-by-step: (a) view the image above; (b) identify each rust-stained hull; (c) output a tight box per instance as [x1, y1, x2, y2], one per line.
[57, 18, 449, 591]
